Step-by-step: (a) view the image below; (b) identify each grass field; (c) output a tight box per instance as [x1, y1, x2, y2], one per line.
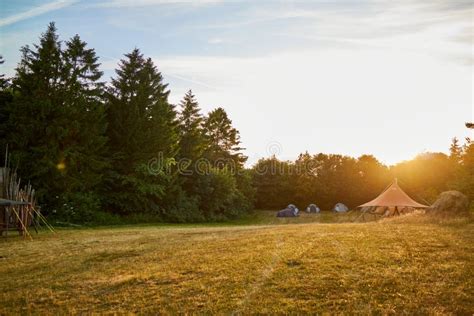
[0, 211, 473, 314]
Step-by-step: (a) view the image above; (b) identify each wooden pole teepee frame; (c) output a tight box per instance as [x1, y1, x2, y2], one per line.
[0, 149, 54, 238]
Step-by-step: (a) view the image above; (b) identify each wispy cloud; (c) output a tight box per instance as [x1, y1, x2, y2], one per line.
[225, 1, 473, 64]
[201, 1, 471, 41]
[0, 0, 77, 27]
[207, 37, 228, 44]
[93, 0, 222, 8]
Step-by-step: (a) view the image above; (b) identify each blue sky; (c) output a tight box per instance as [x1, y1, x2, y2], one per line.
[0, 0, 472, 166]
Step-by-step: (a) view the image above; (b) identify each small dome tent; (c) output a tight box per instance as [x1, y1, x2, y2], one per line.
[333, 203, 349, 212]
[277, 204, 299, 217]
[306, 204, 320, 213]
[288, 204, 300, 215]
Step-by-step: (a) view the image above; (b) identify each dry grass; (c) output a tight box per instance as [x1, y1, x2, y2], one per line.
[0, 212, 473, 314]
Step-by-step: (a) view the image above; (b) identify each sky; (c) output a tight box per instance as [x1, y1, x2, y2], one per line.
[0, 0, 472, 166]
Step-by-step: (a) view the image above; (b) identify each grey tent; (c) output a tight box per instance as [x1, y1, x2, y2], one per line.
[333, 203, 349, 212]
[288, 204, 299, 215]
[277, 205, 299, 217]
[306, 204, 320, 213]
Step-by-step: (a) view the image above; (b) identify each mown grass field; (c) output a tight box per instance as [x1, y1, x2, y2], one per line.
[0, 212, 473, 314]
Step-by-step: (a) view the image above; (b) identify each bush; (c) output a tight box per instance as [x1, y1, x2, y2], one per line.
[48, 192, 120, 225]
[195, 168, 252, 220]
[160, 188, 204, 223]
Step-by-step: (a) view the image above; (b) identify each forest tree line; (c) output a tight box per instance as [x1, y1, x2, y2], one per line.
[0, 23, 472, 223]
[0, 23, 252, 223]
[253, 144, 473, 210]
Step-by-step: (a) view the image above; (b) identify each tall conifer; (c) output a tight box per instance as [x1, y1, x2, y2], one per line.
[106, 49, 178, 214]
[7, 23, 108, 216]
[203, 107, 247, 170]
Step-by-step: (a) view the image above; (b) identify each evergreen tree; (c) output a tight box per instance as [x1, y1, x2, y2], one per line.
[173, 94, 254, 221]
[203, 107, 247, 170]
[178, 90, 206, 162]
[201, 108, 253, 216]
[146, 57, 179, 160]
[7, 22, 65, 207]
[58, 34, 109, 217]
[106, 48, 178, 214]
[0, 55, 8, 88]
[176, 90, 207, 196]
[6, 23, 108, 219]
[449, 137, 462, 163]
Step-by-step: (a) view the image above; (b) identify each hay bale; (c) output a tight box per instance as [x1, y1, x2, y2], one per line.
[428, 191, 469, 214]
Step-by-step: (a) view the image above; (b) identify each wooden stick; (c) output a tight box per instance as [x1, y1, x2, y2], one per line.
[11, 207, 32, 240]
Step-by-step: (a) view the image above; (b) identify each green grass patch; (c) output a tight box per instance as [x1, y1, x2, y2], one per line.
[0, 212, 472, 314]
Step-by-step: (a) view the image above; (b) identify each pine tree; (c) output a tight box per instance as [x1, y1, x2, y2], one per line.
[146, 56, 179, 160]
[106, 48, 178, 214]
[6, 23, 108, 219]
[178, 90, 206, 162]
[7, 22, 65, 207]
[0, 55, 8, 89]
[198, 108, 252, 218]
[203, 107, 247, 170]
[449, 137, 462, 163]
[59, 34, 109, 213]
[174, 90, 208, 209]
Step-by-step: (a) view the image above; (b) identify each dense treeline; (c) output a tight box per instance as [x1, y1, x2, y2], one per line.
[0, 23, 472, 223]
[0, 23, 253, 223]
[253, 139, 474, 210]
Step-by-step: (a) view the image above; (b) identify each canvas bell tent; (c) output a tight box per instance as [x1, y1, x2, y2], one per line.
[358, 179, 428, 217]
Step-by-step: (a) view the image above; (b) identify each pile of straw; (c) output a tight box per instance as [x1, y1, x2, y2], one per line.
[427, 191, 469, 215]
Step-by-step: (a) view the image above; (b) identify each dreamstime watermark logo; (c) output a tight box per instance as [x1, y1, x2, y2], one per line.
[145, 140, 324, 177]
[266, 141, 282, 157]
[147, 152, 168, 176]
[146, 152, 240, 176]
